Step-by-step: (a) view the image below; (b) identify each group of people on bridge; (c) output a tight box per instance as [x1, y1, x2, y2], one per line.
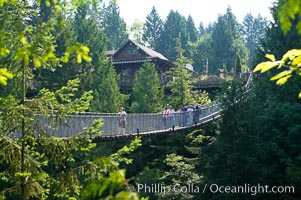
[162, 104, 202, 129]
[116, 104, 202, 135]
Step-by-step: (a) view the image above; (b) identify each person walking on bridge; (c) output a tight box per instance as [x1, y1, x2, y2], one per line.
[117, 107, 127, 135]
[162, 107, 170, 128]
[180, 106, 188, 126]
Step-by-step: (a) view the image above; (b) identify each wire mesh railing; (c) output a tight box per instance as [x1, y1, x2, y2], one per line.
[36, 101, 222, 138]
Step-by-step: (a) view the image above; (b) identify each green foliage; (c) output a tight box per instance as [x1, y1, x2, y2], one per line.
[81, 169, 140, 200]
[190, 34, 213, 73]
[35, 1, 108, 94]
[200, 70, 301, 199]
[0, 1, 91, 99]
[37, 78, 93, 115]
[250, 9, 301, 194]
[165, 36, 197, 109]
[278, 0, 301, 35]
[81, 137, 143, 200]
[109, 137, 142, 166]
[201, 82, 265, 199]
[90, 58, 127, 112]
[100, 2, 128, 50]
[254, 49, 301, 98]
[190, 90, 211, 105]
[0, 80, 98, 199]
[0, 68, 13, 86]
[127, 132, 199, 200]
[0, 1, 142, 199]
[186, 16, 198, 43]
[64, 2, 106, 93]
[130, 20, 144, 43]
[254, 0, 301, 98]
[155, 10, 188, 61]
[156, 154, 202, 200]
[240, 13, 268, 66]
[211, 7, 249, 72]
[130, 62, 163, 113]
[142, 6, 163, 49]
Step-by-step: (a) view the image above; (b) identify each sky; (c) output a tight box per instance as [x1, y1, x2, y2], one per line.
[116, 0, 276, 27]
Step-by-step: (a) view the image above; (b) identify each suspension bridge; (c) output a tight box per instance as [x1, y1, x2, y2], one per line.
[32, 101, 222, 140]
[17, 73, 252, 140]
[12, 73, 251, 140]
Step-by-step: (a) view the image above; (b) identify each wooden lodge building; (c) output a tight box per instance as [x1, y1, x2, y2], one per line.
[108, 39, 174, 91]
[108, 40, 250, 92]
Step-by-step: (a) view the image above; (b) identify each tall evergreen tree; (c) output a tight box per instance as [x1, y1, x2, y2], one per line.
[257, 3, 301, 60]
[165, 36, 195, 109]
[198, 22, 206, 36]
[155, 10, 188, 61]
[34, 2, 107, 93]
[205, 22, 214, 35]
[211, 7, 249, 72]
[142, 6, 163, 48]
[241, 13, 268, 66]
[0, 1, 96, 199]
[0, 1, 142, 199]
[130, 62, 163, 113]
[156, 154, 202, 200]
[186, 15, 198, 43]
[185, 15, 199, 60]
[101, 2, 128, 50]
[90, 58, 126, 113]
[203, 82, 267, 199]
[203, 3, 301, 199]
[251, 0, 301, 195]
[72, 3, 107, 91]
[190, 34, 213, 73]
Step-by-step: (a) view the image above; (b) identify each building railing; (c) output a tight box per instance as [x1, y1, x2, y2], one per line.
[119, 74, 171, 87]
[119, 72, 251, 88]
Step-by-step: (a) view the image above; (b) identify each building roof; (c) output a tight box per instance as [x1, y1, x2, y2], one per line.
[129, 40, 169, 61]
[107, 50, 116, 56]
[111, 39, 169, 62]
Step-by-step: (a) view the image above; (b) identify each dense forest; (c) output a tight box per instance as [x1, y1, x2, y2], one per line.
[0, 0, 301, 199]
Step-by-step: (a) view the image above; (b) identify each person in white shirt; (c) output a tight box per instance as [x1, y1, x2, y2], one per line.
[117, 107, 127, 135]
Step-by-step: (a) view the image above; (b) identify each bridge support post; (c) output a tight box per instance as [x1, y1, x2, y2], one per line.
[137, 128, 140, 136]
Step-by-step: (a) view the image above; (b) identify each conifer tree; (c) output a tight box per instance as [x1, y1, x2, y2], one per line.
[156, 154, 202, 200]
[186, 15, 198, 43]
[211, 7, 249, 72]
[90, 57, 126, 113]
[203, 3, 301, 198]
[72, 3, 108, 92]
[101, 2, 128, 50]
[240, 13, 267, 66]
[198, 22, 206, 36]
[34, 2, 107, 93]
[130, 62, 163, 113]
[155, 10, 188, 61]
[190, 34, 213, 73]
[0, 1, 141, 199]
[165, 36, 195, 109]
[142, 6, 163, 48]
